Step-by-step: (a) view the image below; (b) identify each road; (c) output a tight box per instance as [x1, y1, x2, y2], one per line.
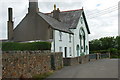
[48, 59, 119, 78]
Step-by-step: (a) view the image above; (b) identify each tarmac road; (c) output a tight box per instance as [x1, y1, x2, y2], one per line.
[48, 59, 119, 78]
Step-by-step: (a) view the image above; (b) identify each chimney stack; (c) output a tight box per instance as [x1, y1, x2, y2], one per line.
[53, 4, 60, 20]
[8, 8, 14, 40]
[28, 0, 39, 13]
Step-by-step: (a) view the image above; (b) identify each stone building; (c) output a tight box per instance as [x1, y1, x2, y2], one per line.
[7, 0, 90, 58]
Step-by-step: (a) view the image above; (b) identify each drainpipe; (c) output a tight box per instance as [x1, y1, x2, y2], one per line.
[73, 33, 75, 57]
[53, 30, 55, 52]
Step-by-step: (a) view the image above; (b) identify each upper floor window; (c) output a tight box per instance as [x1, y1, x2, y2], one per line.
[81, 17, 83, 24]
[69, 34, 72, 42]
[59, 31, 62, 41]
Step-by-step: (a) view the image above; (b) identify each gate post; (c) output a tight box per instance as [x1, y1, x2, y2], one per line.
[97, 53, 99, 60]
[108, 53, 111, 59]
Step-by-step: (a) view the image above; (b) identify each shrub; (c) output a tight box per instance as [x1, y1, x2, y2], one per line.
[80, 52, 85, 56]
[108, 48, 117, 53]
[2, 42, 51, 51]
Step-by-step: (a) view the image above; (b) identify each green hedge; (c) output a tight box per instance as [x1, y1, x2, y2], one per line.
[2, 42, 51, 51]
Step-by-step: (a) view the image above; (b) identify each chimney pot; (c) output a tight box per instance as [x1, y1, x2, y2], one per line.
[53, 5, 60, 20]
[54, 4, 56, 10]
[8, 8, 13, 21]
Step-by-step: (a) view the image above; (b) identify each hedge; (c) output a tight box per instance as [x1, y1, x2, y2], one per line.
[2, 42, 51, 51]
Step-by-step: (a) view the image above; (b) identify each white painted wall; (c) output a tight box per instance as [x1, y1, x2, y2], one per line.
[72, 14, 89, 57]
[51, 14, 89, 58]
[53, 30, 74, 58]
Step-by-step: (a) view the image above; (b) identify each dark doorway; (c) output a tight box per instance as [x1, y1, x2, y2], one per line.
[76, 45, 80, 56]
[65, 47, 67, 58]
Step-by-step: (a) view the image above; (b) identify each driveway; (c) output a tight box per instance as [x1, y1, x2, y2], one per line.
[48, 59, 119, 78]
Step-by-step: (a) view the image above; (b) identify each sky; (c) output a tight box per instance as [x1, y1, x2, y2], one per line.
[0, 0, 119, 41]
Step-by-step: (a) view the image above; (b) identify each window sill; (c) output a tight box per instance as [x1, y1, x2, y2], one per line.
[59, 40, 62, 41]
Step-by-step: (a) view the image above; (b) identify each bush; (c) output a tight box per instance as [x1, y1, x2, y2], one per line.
[108, 48, 118, 54]
[90, 50, 109, 54]
[80, 52, 85, 56]
[2, 42, 51, 51]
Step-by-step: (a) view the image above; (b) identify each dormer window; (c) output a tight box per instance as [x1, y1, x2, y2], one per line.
[59, 31, 62, 41]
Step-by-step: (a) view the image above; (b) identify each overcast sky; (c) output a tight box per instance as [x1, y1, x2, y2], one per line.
[0, 0, 119, 41]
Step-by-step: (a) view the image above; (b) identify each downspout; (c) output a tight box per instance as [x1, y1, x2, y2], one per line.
[73, 33, 75, 57]
[53, 30, 55, 52]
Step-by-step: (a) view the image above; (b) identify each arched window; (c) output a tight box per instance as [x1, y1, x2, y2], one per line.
[79, 28, 86, 54]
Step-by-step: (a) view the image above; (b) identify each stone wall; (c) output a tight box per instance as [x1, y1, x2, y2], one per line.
[63, 53, 110, 66]
[63, 58, 79, 66]
[2, 51, 63, 78]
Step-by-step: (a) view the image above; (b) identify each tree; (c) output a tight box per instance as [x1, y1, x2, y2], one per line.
[116, 36, 120, 50]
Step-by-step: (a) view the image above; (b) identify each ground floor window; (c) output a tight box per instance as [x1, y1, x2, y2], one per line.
[59, 47, 62, 52]
[69, 47, 72, 56]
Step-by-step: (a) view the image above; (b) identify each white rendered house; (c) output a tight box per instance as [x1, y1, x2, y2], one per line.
[7, 0, 90, 58]
[50, 8, 90, 58]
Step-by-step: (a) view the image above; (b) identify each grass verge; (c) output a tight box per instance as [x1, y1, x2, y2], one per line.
[32, 71, 54, 80]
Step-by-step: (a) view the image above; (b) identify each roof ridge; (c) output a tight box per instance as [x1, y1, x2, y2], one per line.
[61, 9, 83, 12]
[45, 9, 83, 14]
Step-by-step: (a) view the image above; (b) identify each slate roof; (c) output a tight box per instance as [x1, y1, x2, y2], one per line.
[59, 9, 82, 29]
[38, 12, 73, 34]
[41, 9, 90, 34]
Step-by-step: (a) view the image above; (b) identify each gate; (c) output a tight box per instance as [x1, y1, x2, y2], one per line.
[51, 55, 55, 70]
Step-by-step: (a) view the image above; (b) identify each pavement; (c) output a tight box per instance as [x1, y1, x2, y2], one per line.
[48, 59, 119, 78]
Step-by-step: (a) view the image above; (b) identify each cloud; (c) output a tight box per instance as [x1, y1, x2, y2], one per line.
[88, 10, 118, 40]
[0, 0, 119, 40]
